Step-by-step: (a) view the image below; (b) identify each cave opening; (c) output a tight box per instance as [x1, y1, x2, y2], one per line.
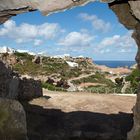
[0, 0, 139, 140]
[2, 1, 137, 61]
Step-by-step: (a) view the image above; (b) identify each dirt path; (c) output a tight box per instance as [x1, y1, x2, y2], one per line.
[31, 90, 136, 114]
[67, 72, 95, 91]
[69, 72, 95, 82]
[25, 91, 136, 140]
[79, 82, 106, 88]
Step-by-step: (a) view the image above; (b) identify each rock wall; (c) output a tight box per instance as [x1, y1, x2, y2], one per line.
[0, 0, 140, 25]
[0, 60, 43, 140]
[0, 60, 43, 101]
[18, 77, 42, 101]
[0, 0, 95, 24]
[128, 94, 140, 140]
[109, 1, 140, 139]
[127, 21, 140, 140]
[0, 61, 19, 99]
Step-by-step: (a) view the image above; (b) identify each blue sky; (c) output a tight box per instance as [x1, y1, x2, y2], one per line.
[0, 2, 137, 60]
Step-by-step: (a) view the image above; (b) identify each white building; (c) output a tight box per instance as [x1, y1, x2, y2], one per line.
[0, 46, 15, 54]
[66, 61, 78, 68]
[52, 54, 70, 59]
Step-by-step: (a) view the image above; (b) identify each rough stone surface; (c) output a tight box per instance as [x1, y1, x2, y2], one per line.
[108, 1, 140, 140]
[0, 98, 27, 140]
[0, 0, 96, 24]
[0, 60, 42, 139]
[0, 0, 140, 25]
[0, 60, 43, 100]
[129, 1, 140, 21]
[132, 24, 140, 69]
[0, 53, 18, 66]
[127, 92, 140, 140]
[32, 56, 42, 65]
[0, 60, 19, 99]
[109, 2, 138, 30]
[18, 77, 43, 101]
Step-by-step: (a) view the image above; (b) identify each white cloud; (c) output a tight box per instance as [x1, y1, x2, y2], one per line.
[79, 13, 111, 32]
[119, 49, 132, 53]
[96, 31, 136, 53]
[34, 39, 43, 46]
[100, 49, 111, 54]
[99, 35, 120, 47]
[16, 49, 29, 53]
[58, 31, 94, 47]
[0, 20, 62, 45]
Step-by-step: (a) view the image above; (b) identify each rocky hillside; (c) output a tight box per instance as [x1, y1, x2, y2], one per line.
[0, 52, 134, 93]
[0, 52, 98, 90]
[2, 52, 94, 79]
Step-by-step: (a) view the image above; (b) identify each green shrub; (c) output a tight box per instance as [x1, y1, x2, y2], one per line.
[125, 68, 140, 90]
[85, 85, 122, 94]
[41, 82, 66, 92]
[14, 52, 34, 60]
[14, 61, 42, 76]
[72, 72, 114, 87]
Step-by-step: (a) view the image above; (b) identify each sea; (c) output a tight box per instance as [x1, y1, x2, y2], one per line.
[94, 61, 136, 68]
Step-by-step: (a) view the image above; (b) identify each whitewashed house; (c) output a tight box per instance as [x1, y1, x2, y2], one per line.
[0, 46, 15, 54]
[66, 61, 78, 68]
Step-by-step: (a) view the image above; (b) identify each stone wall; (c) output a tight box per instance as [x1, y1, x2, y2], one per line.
[0, 60, 43, 100]
[0, 60, 43, 139]
[18, 77, 42, 101]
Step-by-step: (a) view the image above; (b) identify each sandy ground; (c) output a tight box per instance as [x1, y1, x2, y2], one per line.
[25, 90, 136, 140]
[30, 89, 136, 114]
[95, 65, 131, 75]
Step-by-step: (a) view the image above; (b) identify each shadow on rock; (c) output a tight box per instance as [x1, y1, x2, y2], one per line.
[21, 101, 134, 140]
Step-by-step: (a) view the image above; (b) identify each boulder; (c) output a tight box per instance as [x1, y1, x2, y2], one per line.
[0, 53, 18, 66]
[32, 56, 42, 64]
[0, 60, 43, 101]
[0, 98, 27, 140]
[18, 77, 43, 101]
[127, 92, 140, 140]
[56, 79, 70, 89]
[0, 61, 19, 99]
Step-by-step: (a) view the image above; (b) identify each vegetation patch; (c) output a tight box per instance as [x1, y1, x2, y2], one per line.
[125, 68, 140, 93]
[72, 72, 114, 87]
[41, 82, 67, 92]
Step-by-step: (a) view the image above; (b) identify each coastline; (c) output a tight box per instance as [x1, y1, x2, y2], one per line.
[94, 60, 136, 68]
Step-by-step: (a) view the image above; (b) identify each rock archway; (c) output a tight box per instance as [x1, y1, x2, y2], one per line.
[0, 0, 140, 139]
